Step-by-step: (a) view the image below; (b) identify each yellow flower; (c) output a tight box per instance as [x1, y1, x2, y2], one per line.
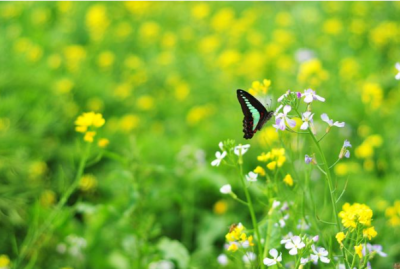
[361, 83, 383, 110]
[228, 243, 238, 252]
[247, 235, 255, 247]
[363, 226, 377, 240]
[267, 161, 277, 171]
[257, 152, 270, 162]
[86, 4, 109, 41]
[277, 156, 286, 167]
[137, 95, 155, 110]
[0, 254, 11, 267]
[257, 126, 279, 146]
[191, 3, 209, 19]
[120, 114, 140, 132]
[40, 190, 56, 207]
[338, 203, 373, 229]
[336, 232, 346, 246]
[283, 174, 293, 186]
[63, 45, 86, 73]
[248, 79, 271, 96]
[54, 78, 74, 94]
[186, 105, 215, 125]
[298, 59, 329, 87]
[213, 200, 228, 215]
[79, 174, 97, 192]
[254, 166, 266, 176]
[322, 18, 343, 35]
[98, 138, 109, 148]
[355, 244, 363, 258]
[75, 112, 105, 133]
[385, 201, 400, 227]
[97, 51, 115, 69]
[84, 131, 96, 143]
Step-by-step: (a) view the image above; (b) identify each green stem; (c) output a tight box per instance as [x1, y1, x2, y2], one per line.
[293, 109, 348, 268]
[263, 203, 273, 261]
[238, 161, 264, 269]
[14, 142, 91, 268]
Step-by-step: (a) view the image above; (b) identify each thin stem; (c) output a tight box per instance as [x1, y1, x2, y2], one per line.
[14, 142, 91, 268]
[263, 201, 274, 260]
[317, 131, 329, 142]
[237, 161, 264, 268]
[329, 158, 341, 169]
[293, 109, 348, 268]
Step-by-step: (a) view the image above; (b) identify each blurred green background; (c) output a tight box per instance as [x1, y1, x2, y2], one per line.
[1, 2, 400, 268]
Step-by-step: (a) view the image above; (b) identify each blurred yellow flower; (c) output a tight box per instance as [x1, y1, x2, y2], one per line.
[386, 201, 400, 227]
[334, 163, 349, 176]
[363, 226, 377, 240]
[174, 82, 190, 101]
[139, 21, 160, 40]
[64, 45, 86, 73]
[55, 78, 74, 94]
[355, 244, 363, 258]
[361, 83, 382, 110]
[191, 3, 209, 19]
[264, 43, 282, 59]
[29, 161, 48, 180]
[211, 8, 235, 32]
[137, 95, 155, 110]
[124, 2, 151, 15]
[87, 97, 104, 112]
[217, 49, 241, 69]
[273, 29, 295, 47]
[79, 174, 97, 192]
[97, 51, 115, 69]
[114, 83, 132, 99]
[370, 21, 398, 47]
[40, 190, 56, 207]
[248, 79, 271, 96]
[254, 166, 266, 176]
[84, 131, 96, 143]
[75, 112, 105, 133]
[275, 12, 292, 27]
[267, 161, 277, 171]
[86, 4, 109, 41]
[199, 35, 220, 54]
[115, 22, 132, 40]
[298, 59, 328, 87]
[227, 243, 238, 252]
[336, 232, 346, 246]
[355, 134, 383, 159]
[322, 18, 343, 35]
[186, 105, 215, 126]
[98, 138, 109, 148]
[120, 114, 140, 132]
[161, 32, 176, 49]
[31, 7, 50, 26]
[340, 58, 359, 80]
[283, 174, 293, 186]
[213, 200, 228, 215]
[0, 254, 11, 268]
[257, 126, 279, 146]
[1, 3, 22, 19]
[58, 2, 73, 13]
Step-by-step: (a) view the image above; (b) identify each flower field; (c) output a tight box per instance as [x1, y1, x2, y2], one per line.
[1, 2, 400, 269]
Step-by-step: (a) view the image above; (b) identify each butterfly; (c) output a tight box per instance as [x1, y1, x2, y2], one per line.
[237, 89, 274, 139]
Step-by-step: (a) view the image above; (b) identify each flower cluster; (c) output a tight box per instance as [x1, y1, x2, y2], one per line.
[225, 223, 254, 252]
[248, 79, 271, 96]
[74, 112, 108, 146]
[385, 200, 400, 227]
[257, 148, 286, 171]
[338, 203, 374, 230]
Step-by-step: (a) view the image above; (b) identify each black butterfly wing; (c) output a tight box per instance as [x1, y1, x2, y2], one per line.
[237, 89, 274, 139]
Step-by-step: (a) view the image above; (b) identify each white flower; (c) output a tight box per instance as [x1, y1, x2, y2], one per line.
[280, 233, 294, 245]
[234, 144, 250, 156]
[217, 254, 228, 266]
[284, 236, 305, 255]
[295, 48, 315, 63]
[220, 184, 232, 194]
[273, 105, 296, 131]
[211, 151, 227, 166]
[339, 140, 352, 159]
[149, 260, 175, 269]
[277, 90, 291, 102]
[396, 62, 400, 80]
[275, 214, 289, 228]
[310, 245, 330, 264]
[366, 243, 387, 257]
[246, 171, 258, 182]
[243, 252, 256, 263]
[302, 89, 325, 103]
[321, 113, 345, 128]
[263, 249, 282, 267]
[300, 111, 314, 130]
[218, 141, 224, 151]
[300, 257, 310, 265]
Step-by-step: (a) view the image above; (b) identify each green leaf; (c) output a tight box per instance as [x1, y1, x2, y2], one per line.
[157, 237, 190, 269]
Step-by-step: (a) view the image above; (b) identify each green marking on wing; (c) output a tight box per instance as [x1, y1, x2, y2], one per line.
[241, 95, 261, 130]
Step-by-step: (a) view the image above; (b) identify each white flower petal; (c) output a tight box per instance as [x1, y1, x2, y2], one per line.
[310, 254, 318, 262]
[396, 73, 400, 80]
[263, 258, 276, 266]
[320, 113, 330, 123]
[286, 118, 297, 128]
[283, 105, 292, 115]
[211, 159, 221, 166]
[220, 184, 232, 194]
[396, 62, 400, 71]
[218, 142, 224, 151]
[304, 94, 313, 103]
[277, 253, 282, 262]
[269, 248, 278, 258]
[320, 256, 330, 263]
[289, 247, 298, 255]
[314, 94, 325, 102]
[333, 121, 345, 127]
[300, 122, 309, 130]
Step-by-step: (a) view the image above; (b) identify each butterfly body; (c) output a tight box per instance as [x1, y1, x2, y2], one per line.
[237, 89, 274, 139]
